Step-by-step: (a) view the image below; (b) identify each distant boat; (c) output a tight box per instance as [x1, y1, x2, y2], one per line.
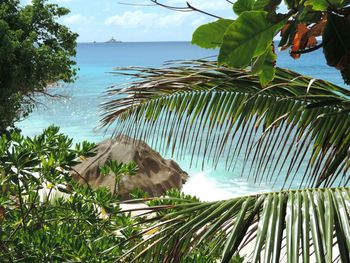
[105, 37, 122, 43]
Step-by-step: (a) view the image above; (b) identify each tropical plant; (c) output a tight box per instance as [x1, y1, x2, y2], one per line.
[0, 126, 144, 261]
[0, 0, 78, 133]
[101, 60, 350, 262]
[151, 0, 350, 85]
[118, 188, 350, 263]
[100, 160, 138, 195]
[99, 1, 350, 261]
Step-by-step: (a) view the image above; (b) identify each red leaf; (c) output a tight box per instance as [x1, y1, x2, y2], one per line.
[291, 24, 309, 59]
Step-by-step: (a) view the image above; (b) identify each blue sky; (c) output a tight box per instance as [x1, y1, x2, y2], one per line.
[24, 0, 288, 42]
[23, 0, 234, 42]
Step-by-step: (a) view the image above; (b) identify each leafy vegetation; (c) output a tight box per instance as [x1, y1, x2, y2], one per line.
[99, 160, 138, 196]
[101, 58, 350, 261]
[0, 126, 143, 261]
[0, 0, 77, 133]
[103, 4, 350, 254]
[190, 0, 350, 85]
[3, 0, 350, 261]
[99, 3, 350, 260]
[0, 126, 215, 262]
[102, 61, 350, 189]
[121, 188, 350, 263]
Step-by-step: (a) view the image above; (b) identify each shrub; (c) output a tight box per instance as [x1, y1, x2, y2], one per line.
[0, 126, 141, 261]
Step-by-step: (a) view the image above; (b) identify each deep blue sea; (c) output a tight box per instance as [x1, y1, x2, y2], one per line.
[17, 42, 345, 200]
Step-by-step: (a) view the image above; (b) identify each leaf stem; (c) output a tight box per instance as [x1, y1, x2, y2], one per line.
[290, 43, 323, 55]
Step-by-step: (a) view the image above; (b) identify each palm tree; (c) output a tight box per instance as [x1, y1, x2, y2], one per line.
[101, 60, 350, 262]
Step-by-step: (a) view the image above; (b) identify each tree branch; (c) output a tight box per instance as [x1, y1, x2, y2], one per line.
[118, 0, 227, 19]
[117, 2, 156, 6]
[290, 43, 323, 55]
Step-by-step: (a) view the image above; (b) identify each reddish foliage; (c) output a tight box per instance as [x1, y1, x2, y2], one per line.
[291, 24, 317, 59]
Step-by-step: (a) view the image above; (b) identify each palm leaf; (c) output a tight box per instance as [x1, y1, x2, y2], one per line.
[112, 187, 350, 262]
[101, 60, 350, 188]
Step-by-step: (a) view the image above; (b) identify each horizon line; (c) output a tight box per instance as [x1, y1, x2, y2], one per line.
[77, 40, 192, 44]
[77, 39, 283, 44]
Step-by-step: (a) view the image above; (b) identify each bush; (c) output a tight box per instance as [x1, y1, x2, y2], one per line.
[0, 126, 142, 261]
[0, 126, 219, 261]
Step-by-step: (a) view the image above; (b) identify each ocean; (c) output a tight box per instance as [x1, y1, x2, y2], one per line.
[17, 42, 345, 201]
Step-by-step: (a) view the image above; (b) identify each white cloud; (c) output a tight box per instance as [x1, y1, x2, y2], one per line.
[165, 0, 231, 11]
[62, 14, 89, 25]
[105, 10, 191, 29]
[191, 16, 210, 27]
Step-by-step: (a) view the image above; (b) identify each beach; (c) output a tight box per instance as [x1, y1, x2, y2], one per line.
[17, 41, 346, 201]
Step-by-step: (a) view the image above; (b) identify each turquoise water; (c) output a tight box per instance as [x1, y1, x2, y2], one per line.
[18, 42, 345, 200]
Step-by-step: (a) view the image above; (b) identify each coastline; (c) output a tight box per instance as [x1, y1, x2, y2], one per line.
[17, 42, 344, 200]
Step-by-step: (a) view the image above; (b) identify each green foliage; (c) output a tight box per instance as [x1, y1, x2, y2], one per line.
[233, 0, 281, 14]
[218, 11, 286, 68]
[100, 0, 350, 260]
[117, 187, 350, 262]
[0, 0, 78, 132]
[147, 188, 200, 215]
[218, 10, 286, 86]
[304, 0, 349, 11]
[194, 11, 287, 86]
[192, 19, 233, 49]
[191, 0, 350, 84]
[232, 0, 255, 15]
[252, 45, 277, 85]
[100, 160, 138, 195]
[102, 61, 350, 189]
[121, 187, 350, 262]
[102, 59, 350, 260]
[0, 126, 144, 261]
[129, 188, 149, 199]
[148, 188, 199, 204]
[0, 101, 226, 262]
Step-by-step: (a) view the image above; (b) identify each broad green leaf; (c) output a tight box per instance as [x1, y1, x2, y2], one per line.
[304, 0, 329, 10]
[304, 0, 346, 11]
[233, 0, 282, 14]
[252, 45, 277, 85]
[254, 0, 282, 11]
[233, 0, 255, 15]
[218, 11, 287, 68]
[192, 19, 234, 49]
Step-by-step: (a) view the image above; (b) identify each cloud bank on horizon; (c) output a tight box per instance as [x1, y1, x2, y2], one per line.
[25, 0, 234, 42]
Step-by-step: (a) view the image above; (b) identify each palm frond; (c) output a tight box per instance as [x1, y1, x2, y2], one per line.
[101, 60, 350, 188]
[112, 187, 350, 263]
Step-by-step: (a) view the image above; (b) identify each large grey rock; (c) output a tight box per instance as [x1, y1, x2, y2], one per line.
[72, 136, 188, 200]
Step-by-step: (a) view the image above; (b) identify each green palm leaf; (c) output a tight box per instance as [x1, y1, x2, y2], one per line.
[112, 187, 350, 262]
[101, 60, 350, 188]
